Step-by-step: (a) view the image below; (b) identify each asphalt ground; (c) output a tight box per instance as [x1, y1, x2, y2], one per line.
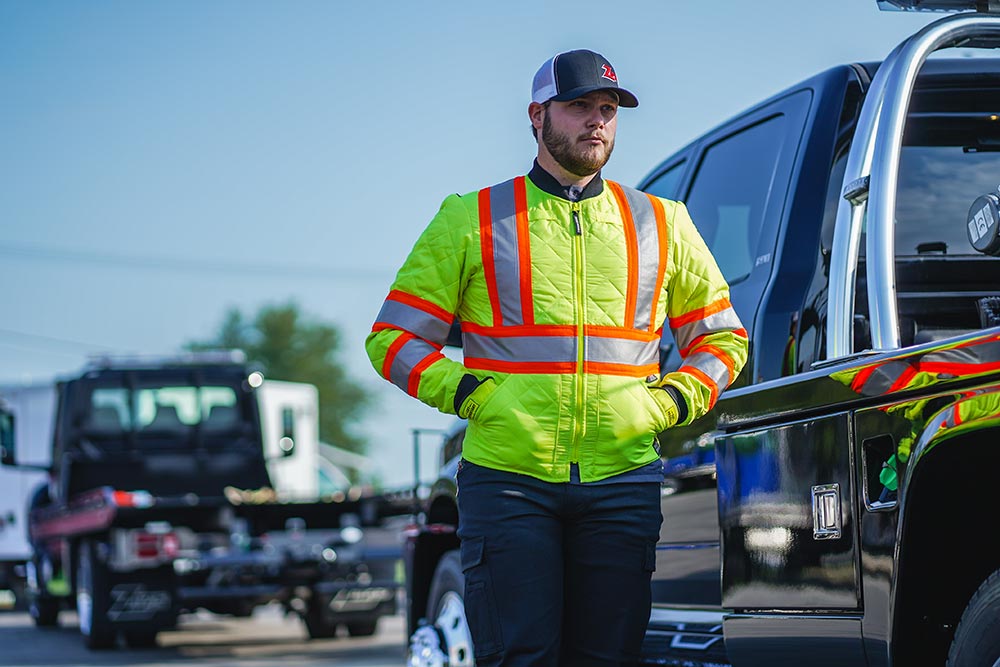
[0, 605, 406, 667]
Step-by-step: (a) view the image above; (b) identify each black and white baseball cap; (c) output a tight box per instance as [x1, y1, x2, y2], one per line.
[531, 49, 638, 108]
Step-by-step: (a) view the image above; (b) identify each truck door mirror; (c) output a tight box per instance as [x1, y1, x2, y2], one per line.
[279, 407, 295, 458]
[0, 408, 15, 466]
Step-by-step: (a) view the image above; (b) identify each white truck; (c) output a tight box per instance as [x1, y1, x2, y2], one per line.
[0, 384, 55, 610]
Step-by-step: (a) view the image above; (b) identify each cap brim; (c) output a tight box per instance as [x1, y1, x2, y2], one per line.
[550, 85, 639, 108]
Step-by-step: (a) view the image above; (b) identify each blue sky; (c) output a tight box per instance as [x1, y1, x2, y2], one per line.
[0, 1, 941, 488]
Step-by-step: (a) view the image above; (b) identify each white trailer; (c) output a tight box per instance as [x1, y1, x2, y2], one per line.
[0, 383, 55, 609]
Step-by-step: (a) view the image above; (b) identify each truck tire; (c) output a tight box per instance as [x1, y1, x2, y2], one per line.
[947, 567, 1000, 667]
[75, 539, 116, 650]
[346, 618, 378, 637]
[122, 629, 158, 649]
[406, 549, 473, 667]
[303, 596, 338, 639]
[29, 596, 60, 627]
[26, 559, 59, 627]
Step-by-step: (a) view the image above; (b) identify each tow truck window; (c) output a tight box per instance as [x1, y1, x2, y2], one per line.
[89, 386, 238, 433]
[644, 160, 686, 201]
[684, 115, 787, 284]
[895, 144, 1000, 256]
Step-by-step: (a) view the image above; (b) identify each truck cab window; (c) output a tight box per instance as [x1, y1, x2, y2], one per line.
[644, 160, 686, 201]
[684, 115, 787, 284]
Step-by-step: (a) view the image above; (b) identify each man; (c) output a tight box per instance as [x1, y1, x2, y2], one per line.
[367, 49, 748, 667]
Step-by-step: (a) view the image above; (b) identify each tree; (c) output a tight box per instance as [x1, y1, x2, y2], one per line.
[187, 302, 372, 455]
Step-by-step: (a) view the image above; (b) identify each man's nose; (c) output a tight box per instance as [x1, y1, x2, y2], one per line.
[586, 108, 605, 127]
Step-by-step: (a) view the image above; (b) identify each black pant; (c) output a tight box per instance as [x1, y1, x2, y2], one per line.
[456, 460, 662, 667]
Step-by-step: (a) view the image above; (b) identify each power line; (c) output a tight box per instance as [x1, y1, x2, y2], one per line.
[0, 327, 115, 351]
[0, 242, 395, 282]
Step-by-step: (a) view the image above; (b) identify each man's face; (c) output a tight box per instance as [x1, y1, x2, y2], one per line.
[539, 91, 618, 177]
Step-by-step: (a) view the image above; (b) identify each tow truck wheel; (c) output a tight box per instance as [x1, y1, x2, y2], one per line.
[302, 597, 338, 639]
[76, 539, 116, 650]
[407, 549, 473, 667]
[947, 567, 1000, 667]
[122, 629, 158, 648]
[26, 558, 60, 627]
[346, 619, 378, 637]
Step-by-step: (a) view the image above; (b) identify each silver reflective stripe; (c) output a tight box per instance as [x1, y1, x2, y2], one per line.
[618, 185, 662, 330]
[489, 179, 524, 326]
[682, 350, 732, 390]
[463, 332, 576, 363]
[585, 336, 659, 367]
[389, 338, 438, 393]
[375, 300, 450, 344]
[673, 307, 743, 354]
[858, 360, 911, 396]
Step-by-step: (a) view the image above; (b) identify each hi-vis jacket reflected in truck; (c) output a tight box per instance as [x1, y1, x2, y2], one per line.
[366, 175, 749, 482]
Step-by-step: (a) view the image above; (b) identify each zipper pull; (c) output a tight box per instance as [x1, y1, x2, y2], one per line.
[572, 209, 582, 235]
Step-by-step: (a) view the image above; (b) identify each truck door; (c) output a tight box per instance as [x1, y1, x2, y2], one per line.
[643, 89, 812, 612]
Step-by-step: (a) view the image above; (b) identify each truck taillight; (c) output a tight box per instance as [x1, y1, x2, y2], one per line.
[111, 489, 154, 508]
[161, 533, 180, 558]
[133, 531, 179, 560]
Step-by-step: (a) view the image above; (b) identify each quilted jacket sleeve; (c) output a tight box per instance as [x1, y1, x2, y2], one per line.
[365, 194, 473, 415]
[657, 201, 749, 425]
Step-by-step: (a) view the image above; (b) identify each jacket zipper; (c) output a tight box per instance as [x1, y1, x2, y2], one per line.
[571, 205, 585, 465]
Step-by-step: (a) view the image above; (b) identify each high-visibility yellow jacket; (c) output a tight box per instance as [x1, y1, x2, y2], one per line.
[366, 173, 748, 483]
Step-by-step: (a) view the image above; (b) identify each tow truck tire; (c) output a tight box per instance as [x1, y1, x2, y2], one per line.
[303, 597, 338, 639]
[406, 548, 474, 667]
[947, 567, 1000, 667]
[76, 539, 116, 650]
[29, 596, 60, 627]
[26, 558, 60, 627]
[122, 629, 158, 649]
[346, 619, 378, 637]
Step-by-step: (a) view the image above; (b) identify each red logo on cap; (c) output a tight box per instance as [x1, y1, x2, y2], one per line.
[601, 64, 617, 83]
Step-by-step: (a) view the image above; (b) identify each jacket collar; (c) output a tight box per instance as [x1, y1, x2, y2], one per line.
[527, 160, 604, 201]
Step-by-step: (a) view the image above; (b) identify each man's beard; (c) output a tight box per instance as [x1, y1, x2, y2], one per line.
[541, 113, 614, 177]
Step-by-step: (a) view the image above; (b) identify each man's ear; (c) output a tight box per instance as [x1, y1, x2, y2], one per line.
[528, 102, 546, 134]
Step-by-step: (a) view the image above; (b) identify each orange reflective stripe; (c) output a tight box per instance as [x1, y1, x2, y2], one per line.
[670, 298, 734, 329]
[465, 358, 577, 374]
[407, 351, 444, 397]
[680, 366, 719, 408]
[386, 290, 453, 324]
[679, 328, 748, 358]
[382, 332, 415, 381]
[513, 176, 534, 326]
[608, 181, 639, 327]
[583, 361, 659, 377]
[648, 194, 668, 333]
[584, 325, 659, 342]
[478, 187, 502, 326]
[462, 322, 577, 337]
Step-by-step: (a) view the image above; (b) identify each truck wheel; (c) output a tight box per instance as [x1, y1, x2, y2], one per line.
[76, 539, 116, 650]
[346, 619, 378, 637]
[406, 549, 473, 667]
[122, 629, 158, 648]
[947, 567, 1000, 667]
[29, 596, 60, 627]
[26, 559, 59, 627]
[302, 597, 338, 639]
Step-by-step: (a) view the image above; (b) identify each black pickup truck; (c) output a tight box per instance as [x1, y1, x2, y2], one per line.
[403, 5, 1000, 667]
[1, 354, 405, 650]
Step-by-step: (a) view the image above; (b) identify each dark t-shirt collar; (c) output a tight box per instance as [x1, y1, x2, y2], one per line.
[527, 160, 604, 202]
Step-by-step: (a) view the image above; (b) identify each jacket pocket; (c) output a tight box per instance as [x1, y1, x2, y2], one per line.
[459, 536, 504, 658]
